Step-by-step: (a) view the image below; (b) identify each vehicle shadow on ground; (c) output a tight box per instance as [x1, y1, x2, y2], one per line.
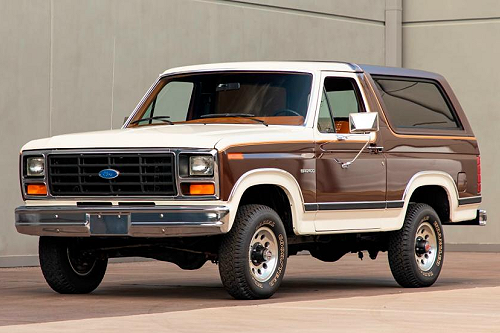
[87, 275, 478, 302]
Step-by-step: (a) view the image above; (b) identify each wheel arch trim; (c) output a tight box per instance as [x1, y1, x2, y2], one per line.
[401, 171, 475, 223]
[224, 168, 309, 233]
[403, 171, 458, 203]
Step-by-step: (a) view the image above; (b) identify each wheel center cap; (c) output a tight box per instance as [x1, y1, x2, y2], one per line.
[263, 248, 273, 261]
[251, 244, 273, 264]
[415, 237, 430, 255]
[424, 242, 431, 252]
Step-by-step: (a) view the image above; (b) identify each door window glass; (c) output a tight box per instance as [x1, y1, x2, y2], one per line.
[318, 77, 362, 133]
[317, 90, 335, 133]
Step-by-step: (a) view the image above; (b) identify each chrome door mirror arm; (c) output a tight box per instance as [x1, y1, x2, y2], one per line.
[332, 112, 380, 169]
[334, 138, 371, 169]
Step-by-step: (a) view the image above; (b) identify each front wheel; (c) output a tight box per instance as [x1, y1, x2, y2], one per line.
[218, 204, 288, 299]
[39, 237, 108, 294]
[388, 203, 444, 287]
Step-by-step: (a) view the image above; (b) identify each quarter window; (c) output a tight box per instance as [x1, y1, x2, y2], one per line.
[374, 77, 461, 130]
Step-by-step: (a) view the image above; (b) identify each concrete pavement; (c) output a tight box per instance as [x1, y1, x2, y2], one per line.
[2, 287, 500, 333]
[1, 252, 500, 332]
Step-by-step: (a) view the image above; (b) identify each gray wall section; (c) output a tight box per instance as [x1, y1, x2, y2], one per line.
[0, 1, 50, 260]
[0, 0, 386, 264]
[402, 0, 500, 245]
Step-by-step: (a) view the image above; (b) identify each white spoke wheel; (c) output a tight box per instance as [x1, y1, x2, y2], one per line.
[218, 204, 288, 300]
[39, 237, 108, 294]
[249, 226, 279, 282]
[388, 203, 444, 288]
[414, 222, 437, 271]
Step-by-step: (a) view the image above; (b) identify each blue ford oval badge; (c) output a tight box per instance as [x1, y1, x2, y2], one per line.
[98, 169, 120, 179]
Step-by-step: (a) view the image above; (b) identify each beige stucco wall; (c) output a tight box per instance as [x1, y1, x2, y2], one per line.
[402, 0, 500, 247]
[0, 0, 386, 265]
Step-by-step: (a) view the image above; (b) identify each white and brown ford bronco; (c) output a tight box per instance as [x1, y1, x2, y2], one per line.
[16, 61, 486, 299]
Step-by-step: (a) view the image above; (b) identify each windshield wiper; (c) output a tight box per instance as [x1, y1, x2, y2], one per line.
[130, 116, 174, 125]
[200, 113, 268, 126]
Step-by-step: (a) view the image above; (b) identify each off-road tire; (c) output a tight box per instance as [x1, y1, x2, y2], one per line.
[39, 237, 108, 294]
[388, 203, 444, 288]
[218, 204, 288, 300]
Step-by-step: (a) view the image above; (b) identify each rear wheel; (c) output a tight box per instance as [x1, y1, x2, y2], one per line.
[388, 203, 444, 287]
[218, 204, 287, 299]
[39, 237, 108, 294]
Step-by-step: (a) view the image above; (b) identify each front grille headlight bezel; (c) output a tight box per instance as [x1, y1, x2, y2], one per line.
[20, 152, 49, 200]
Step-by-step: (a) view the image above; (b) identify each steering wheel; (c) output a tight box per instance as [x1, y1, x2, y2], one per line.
[272, 109, 302, 117]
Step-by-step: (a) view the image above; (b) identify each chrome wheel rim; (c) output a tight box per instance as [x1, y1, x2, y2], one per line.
[414, 222, 437, 271]
[249, 225, 278, 283]
[67, 248, 97, 277]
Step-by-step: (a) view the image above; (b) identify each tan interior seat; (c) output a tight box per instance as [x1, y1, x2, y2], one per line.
[335, 120, 349, 133]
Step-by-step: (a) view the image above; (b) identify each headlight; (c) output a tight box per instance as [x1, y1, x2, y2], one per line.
[189, 156, 214, 176]
[26, 157, 45, 177]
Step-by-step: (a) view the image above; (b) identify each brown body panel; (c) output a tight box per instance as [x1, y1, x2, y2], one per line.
[219, 68, 480, 210]
[361, 67, 480, 202]
[219, 143, 316, 202]
[381, 128, 480, 201]
[314, 141, 386, 203]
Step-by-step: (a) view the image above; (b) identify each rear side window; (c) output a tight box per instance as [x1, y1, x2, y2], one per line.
[374, 77, 462, 131]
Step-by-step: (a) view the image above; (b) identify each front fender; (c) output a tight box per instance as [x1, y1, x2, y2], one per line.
[222, 168, 314, 234]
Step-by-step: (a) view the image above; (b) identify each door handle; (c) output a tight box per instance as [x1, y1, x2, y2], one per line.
[337, 135, 348, 141]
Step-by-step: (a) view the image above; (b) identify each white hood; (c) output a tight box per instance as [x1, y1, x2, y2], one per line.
[21, 124, 312, 152]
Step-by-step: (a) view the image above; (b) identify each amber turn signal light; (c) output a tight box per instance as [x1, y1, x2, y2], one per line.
[227, 153, 244, 160]
[189, 183, 215, 195]
[26, 184, 47, 196]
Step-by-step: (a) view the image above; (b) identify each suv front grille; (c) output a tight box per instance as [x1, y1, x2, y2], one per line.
[48, 153, 176, 196]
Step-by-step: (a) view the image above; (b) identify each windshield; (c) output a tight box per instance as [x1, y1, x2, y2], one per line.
[128, 72, 313, 127]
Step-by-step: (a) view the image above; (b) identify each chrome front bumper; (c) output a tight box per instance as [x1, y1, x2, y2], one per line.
[15, 205, 229, 237]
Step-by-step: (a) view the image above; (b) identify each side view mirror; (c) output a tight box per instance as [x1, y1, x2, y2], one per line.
[349, 112, 379, 134]
[335, 112, 379, 169]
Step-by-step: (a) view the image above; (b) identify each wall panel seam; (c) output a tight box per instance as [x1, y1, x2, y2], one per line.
[404, 16, 500, 27]
[194, 0, 385, 26]
[49, 0, 54, 137]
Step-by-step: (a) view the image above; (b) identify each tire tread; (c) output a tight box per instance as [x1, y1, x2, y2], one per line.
[39, 237, 107, 294]
[388, 203, 442, 288]
[219, 204, 284, 300]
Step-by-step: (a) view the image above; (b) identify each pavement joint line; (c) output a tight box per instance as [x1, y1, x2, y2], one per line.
[269, 305, 500, 319]
[259, 286, 500, 318]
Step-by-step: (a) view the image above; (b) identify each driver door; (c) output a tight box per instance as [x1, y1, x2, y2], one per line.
[314, 72, 386, 232]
